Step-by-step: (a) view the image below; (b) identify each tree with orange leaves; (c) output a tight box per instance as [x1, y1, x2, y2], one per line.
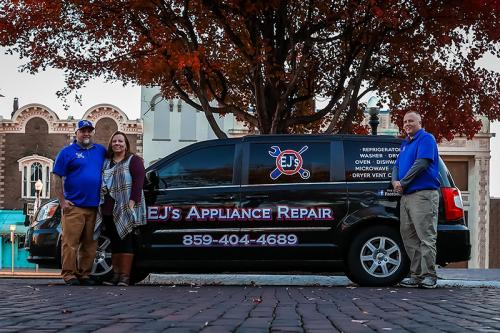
[0, 0, 498, 140]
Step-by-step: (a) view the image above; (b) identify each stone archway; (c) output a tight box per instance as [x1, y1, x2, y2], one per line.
[94, 117, 118, 147]
[25, 117, 49, 134]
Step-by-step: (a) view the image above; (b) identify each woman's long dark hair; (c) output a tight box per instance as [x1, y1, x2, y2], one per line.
[106, 131, 133, 159]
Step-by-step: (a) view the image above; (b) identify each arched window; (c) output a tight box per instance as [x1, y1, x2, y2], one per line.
[23, 166, 28, 197]
[18, 155, 53, 199]
[45, 166, 50, 197]
[30, 162, 42, 197]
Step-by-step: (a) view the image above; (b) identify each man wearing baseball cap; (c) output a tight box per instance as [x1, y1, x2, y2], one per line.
[53, 120, 106, 285]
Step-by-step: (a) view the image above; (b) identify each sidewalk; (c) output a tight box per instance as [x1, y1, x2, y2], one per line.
[2, 268, 500, 288]
[0, 268, 60, 278]
[142, 268, 500, 288]
[437, 268, 500, 281]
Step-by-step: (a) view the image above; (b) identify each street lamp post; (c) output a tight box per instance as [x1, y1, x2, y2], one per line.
[9, 225, 16, 274]
[366, 96, 381, 136]
[34, 179, 43, 213]
[34, 180, 43, 274]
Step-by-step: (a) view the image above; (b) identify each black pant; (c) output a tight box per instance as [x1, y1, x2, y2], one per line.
[102, 215, 134, 253]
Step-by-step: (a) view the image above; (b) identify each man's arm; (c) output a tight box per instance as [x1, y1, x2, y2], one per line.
[399, 158, 431, 188]
[391, 166, 402, 193]
[128, 155, 145, 209]
[54, 175, 73, 209]
[391, 165, 399, 182]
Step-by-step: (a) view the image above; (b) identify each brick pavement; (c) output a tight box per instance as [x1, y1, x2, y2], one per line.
[0, 279, 500, 332]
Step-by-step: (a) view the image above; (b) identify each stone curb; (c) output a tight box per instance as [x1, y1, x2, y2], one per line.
[141, 273, 500, 289]
[437, 280, 500, 288]
[142, 274, 353, 287]
[2, 272, 499, 288]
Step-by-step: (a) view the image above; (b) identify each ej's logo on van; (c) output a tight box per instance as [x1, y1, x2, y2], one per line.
[268, 145, 310, 180]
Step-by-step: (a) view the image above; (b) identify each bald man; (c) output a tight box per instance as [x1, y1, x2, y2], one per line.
[392, 111, 440, 289]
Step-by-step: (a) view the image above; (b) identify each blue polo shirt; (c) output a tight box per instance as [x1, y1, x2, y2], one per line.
[53, 141, 106, 207]
[395, 129, 440, 194]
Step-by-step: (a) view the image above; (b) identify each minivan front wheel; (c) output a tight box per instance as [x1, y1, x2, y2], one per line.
[90, 235, 113, 280]
[346, 225, 409, 286]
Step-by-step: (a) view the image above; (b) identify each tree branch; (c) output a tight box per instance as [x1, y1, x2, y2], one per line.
[184, 68, 228, 138]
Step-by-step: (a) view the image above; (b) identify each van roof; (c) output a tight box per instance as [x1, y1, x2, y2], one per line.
[190, 134, 403, 147]
[242, 134, 400, 140]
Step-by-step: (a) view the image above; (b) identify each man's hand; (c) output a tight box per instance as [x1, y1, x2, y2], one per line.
[60, 199, 74, 211]
[129, 200, 135, 210]
[392, 181, 403, 194]
[54, 175, 73, 211]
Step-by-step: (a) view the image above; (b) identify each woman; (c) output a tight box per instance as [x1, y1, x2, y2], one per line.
[95, 131, 147, 286]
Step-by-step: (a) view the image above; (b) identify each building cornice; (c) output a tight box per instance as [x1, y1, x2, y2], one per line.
[0, 103, 143, 134]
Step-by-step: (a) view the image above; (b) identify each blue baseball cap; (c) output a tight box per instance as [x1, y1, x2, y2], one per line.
[76, 120, 95, 132]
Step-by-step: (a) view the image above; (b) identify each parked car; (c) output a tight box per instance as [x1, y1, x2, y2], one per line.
[24, 200, 113, 279]
[25, 134, 470, 286]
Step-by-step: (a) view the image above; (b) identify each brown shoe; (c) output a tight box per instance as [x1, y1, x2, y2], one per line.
[64, 278, 80, 286]
[79, 278, 97, 286]
[116, 253, 134, 287]
[102, 253, 121, 286]
[117, 275, 130, 287]
[102, 273, 121, 286]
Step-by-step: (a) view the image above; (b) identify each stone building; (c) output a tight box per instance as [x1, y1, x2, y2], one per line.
[439, 117, 492, 269]
[0, 102, 143, 210]
[0, 101, 142, 270]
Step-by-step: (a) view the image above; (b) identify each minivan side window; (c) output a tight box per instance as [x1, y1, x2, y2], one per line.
[344, 141, 400, 182]
[157, 145, 235, 189]
[248, 142, 330, 185]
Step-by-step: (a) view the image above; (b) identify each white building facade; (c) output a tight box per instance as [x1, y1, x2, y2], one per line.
[141, 87, 249, 165]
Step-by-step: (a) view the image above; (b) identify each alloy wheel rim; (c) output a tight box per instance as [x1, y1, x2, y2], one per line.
[359, 236, 401, 278]
[91, 236, 113, 276]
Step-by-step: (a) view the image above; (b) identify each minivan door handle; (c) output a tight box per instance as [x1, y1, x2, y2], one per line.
[213, 195, 236, 200]
[245, 194, 270, 199]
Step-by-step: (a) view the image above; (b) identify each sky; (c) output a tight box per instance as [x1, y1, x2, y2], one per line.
[0, 49, 499, 196]
[0, 51, 141, 120]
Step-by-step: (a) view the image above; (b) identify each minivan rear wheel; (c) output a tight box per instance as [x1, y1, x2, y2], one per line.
[345, 225, 409, 286]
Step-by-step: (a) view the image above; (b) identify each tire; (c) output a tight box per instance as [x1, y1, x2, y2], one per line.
[345, 225, 409, 287]
[90, 235, 113, 281]
[89, 235, 149, 284]
[129, 270, 150, 285]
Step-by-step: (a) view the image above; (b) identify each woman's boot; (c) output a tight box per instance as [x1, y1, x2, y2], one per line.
[102, 254, 121, 286]
[117, 253, 134, 286]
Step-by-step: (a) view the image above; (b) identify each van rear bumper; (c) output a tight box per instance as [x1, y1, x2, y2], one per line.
[436, 224, 471, 265]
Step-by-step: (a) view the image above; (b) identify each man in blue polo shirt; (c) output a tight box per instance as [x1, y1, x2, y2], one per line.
[392, 111, 440, 289]
[53, 120, 106, 285]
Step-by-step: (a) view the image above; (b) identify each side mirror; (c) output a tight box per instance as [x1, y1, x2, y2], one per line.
[24, 215, 31, 227]
[145, 170, 160, 190]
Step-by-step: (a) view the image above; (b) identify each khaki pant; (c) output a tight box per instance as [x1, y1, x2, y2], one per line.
[61, 206, 98, 281]
[400, 190, 439, 279]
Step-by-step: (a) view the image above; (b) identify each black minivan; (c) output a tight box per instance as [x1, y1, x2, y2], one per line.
[26, 134, 470, 286]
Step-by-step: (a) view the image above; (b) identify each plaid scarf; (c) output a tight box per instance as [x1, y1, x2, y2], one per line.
[94, 155, 146, 240]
